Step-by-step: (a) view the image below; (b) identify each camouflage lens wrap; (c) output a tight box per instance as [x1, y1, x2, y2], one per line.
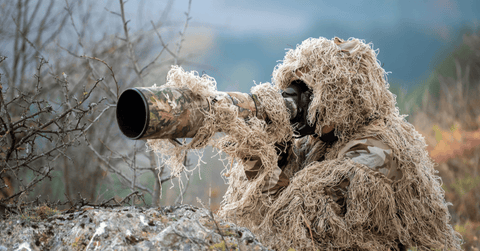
[117, 87, 297, 140]
[117, 87, 209, 140]
[226, 92, 257, 119]
[211, 92, 258, 119]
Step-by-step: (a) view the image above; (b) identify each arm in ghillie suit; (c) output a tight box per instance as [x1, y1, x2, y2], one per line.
[242, 141, 292, 196]
[241, 135, 402, 201]
[236, 132, 458, 250]
[229, 122, 462, 250]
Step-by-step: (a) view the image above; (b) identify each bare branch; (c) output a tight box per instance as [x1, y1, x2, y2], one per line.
[1, 0, 200, 209]
[87, 140, 153, 196]
[174, 156, 191, 205]
[119, 0, 142, 82]
[80, 55, 119, 98]
[151, 21, 177, 59]
[139, 46, 167, 75]
[0, 166, 54, 203]
[174, 0, 192, 65]
[131, 141, 137, 191]
[104, 7, 122, 18]
[11, 14, 54, 73]
[64, 0, 84, 49]
[0, 79, 15, 162]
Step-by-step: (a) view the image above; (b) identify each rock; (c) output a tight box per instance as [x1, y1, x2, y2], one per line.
[0, 204, 272, 250]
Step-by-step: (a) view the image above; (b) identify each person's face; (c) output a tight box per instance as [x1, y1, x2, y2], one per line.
[281, 85, 302, 109]
[281, 80, 316, 136]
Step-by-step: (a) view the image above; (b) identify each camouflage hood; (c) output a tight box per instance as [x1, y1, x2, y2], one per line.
[273, 37, 397, 139]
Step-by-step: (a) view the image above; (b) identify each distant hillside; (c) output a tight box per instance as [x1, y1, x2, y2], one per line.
[409, 32, 480, 250]
[202, 23, 479, 96]
[390, 30, 479, 119]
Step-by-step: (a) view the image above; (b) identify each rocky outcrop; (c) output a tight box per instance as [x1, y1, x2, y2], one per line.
[0, 204, 271, 250]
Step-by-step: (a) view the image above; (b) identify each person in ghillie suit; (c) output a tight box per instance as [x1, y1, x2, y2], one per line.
[216, 37, 462, 250]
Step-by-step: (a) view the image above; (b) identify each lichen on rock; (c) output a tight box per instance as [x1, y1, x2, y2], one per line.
[0, 204, 271, 250]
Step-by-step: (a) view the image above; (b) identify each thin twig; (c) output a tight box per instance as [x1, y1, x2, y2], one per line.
[119, 191, 142, 204]
[64, 0, 84, 48]
[0, 78, 15, 162]
[56, 44, 117, 102]
[80, 55, 119, 98]
[104, 7, 121, 17]
[1, 166, 54, 203]
[131, 141, 137, 191]
[11, 15, 54, 72]
[174, 156, 191, 205]
[174, 0, 192, 65]
[87, 140, 153, 196]
[139, 46, 167, 75]
[151, 21, 177, 59]
[14, 78, 105, 148]
[3, 102, 111, 175]
[119, 0, 142, 82]
[209, 210, 230, 251]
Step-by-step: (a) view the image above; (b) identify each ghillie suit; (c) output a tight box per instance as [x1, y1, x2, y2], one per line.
[147, 37, 461, 250]
[216, 37, 462, 250]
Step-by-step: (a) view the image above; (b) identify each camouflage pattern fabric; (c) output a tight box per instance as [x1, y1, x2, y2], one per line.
[338, 137, 402, 181]
[243, 137, 402, 196]
[243, 155, 286, 195]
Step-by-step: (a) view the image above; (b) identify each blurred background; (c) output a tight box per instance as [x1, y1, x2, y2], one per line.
[0, 0, 479, 249]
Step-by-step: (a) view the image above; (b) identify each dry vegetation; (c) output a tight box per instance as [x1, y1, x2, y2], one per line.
[411, 32, 480, 250]
[0, 0, 208, 213]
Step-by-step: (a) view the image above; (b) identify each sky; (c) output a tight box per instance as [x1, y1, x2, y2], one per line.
[112, 0, 479, 93]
